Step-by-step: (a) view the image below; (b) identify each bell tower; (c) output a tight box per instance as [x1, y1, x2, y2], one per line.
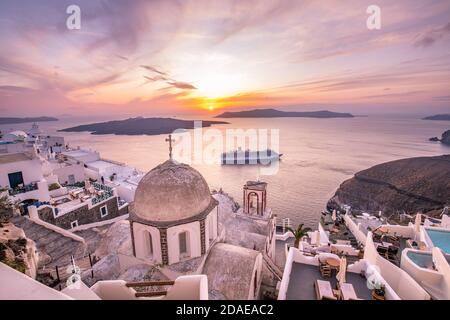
[243, 181, 267, 216]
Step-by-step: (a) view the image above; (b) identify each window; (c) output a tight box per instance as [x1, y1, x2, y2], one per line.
[70, 220, 78, 229]
[179, 231, 189, 257]
[209, 216, 214, 241]
[100, 205, 108, 218]
[68, 174, 75, 185]
[145, 231, 153, 258]
[8, 171, 24, 189]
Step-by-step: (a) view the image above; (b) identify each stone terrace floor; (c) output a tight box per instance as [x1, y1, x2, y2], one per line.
[286, 263, 372, 300]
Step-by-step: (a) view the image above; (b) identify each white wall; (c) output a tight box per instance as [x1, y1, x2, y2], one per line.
[114, 184, 136, 203]
[0, 158, 44, 188]
[247, 253, 263, 300]
[167, 221, 202, 265]
[344, 214, 367, 245]
[364, 232, 430, 300]
[204, 209, 218, 249]
[10, 180, 50, 203]
[0, 142, 26, 154]
[381, 224, 415, 238]
[0, 262, 72, 300]
[133, 222, 163, 264]
[52, 164, 85, 185]
[91, 275, 209, 300]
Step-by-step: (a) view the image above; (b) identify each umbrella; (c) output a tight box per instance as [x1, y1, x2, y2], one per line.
[332, 210, 337, 221]
[336, 256, 347, 285]
[415, 213, 422, 234]
[315, 230, 321, 246]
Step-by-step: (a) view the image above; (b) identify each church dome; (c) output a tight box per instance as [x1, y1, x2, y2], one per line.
[133, 160, 213, 223]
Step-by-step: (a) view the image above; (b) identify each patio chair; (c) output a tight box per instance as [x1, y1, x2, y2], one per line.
[376, 246, 388, 255]
[387, 246, 399, 255]
[385, 251, 397, 264]
[315, 280, 337, 300]
[338, 283, 361, 300]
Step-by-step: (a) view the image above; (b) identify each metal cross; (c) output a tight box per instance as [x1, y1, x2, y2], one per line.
[165, 134, 175, 160]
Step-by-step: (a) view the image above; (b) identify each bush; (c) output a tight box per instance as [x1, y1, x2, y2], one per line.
[48, 183, 61, 191]
[0, 192, 14, 224]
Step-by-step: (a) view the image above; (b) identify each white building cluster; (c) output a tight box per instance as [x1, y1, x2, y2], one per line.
[1, 123, 449, 301]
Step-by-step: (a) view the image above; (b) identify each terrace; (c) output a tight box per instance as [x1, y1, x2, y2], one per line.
[371, 226, 409, 266]
[278, 247, 406, 300]
[320, 211, 360, 249]
[51, 181, 114, 216]
[8, 182, 38, 196]
[285, 262, 372, 300]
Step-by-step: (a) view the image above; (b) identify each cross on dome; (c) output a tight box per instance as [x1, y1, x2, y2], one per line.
[165, 134, 175, 160]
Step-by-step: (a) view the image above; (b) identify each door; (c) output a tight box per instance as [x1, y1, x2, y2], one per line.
[68, 174, 75, 185]
[8, 171, 24, 189]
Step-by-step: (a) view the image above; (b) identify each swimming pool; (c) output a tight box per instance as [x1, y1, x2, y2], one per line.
[426, 229, 450, 254]
[406, 251, 434, 269]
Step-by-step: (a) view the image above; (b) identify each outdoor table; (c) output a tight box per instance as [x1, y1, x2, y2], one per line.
[326, 257, 340, 269]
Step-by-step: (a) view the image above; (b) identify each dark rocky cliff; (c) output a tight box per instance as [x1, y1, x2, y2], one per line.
[328, 155, 450, 215]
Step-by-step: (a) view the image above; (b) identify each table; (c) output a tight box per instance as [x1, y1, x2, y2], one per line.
[326, 257, 340, 269]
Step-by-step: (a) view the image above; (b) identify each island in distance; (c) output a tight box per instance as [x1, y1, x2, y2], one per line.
[215, 108, 354, 118]
[422, 114, 450, 121]
[0, 116, 58, 125]
[59, 117, 229, 135]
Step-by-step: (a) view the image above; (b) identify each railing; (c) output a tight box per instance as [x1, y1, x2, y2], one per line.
[92, 182, 112, 192]
[90, 182, 114, 205]
[125, 280, 175, 298]
[40, 252, 96, 291]
[63, 181, 85, 189]
[8, 182, 38, 196]
[91, 190, 113, 205]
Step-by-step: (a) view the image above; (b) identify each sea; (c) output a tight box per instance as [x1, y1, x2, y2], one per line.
[1, 114, 449, 228]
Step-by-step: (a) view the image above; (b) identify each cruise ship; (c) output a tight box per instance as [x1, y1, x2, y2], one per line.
[221, 148, 282, 165]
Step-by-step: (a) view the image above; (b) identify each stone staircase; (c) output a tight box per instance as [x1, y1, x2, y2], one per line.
[262, 253, 283, 281]
[10, 215, 86, 268]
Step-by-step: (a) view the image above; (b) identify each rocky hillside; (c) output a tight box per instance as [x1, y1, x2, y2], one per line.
[429, 130, 450, 146]
[0, 222, 39, 278]
[328, 155, 450, 215]
[442, 130, 450, 146]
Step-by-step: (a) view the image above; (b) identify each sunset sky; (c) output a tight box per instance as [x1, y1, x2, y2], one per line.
[0, 0, 449, 116]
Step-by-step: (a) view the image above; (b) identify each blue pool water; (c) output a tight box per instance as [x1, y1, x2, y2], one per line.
[406, 251, 433, 269]
[426, 229, 450, 254]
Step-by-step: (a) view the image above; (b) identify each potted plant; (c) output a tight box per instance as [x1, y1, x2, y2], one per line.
[372, 283, 386, 300]
[286, 223, 312, 248]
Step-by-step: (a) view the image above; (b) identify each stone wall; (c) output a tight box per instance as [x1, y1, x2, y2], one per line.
[38, 197, 128, 230]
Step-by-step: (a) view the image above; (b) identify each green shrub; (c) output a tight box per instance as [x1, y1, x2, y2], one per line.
[48, 183, 61, 191]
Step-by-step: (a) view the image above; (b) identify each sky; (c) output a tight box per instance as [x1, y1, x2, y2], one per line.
[0, 0, 449, 117]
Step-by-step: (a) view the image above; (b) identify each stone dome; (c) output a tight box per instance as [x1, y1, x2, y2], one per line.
[133, 160, 214, 223]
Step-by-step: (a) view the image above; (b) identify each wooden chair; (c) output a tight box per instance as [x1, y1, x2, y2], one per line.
[376, 246, 388, 255]
[319, 262, 332, 278]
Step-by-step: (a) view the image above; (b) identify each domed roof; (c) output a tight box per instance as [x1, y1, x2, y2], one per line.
[132, 160, 215, 224]
[4, 131, 27, 142]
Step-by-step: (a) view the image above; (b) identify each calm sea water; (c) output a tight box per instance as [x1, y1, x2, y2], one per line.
[2, 115, 449, 228]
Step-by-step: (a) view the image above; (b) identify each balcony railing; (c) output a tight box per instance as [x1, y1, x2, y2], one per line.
[92, 182, 112, 192]
[92, 190, 113, 205]
[8, 182, 38, 196]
